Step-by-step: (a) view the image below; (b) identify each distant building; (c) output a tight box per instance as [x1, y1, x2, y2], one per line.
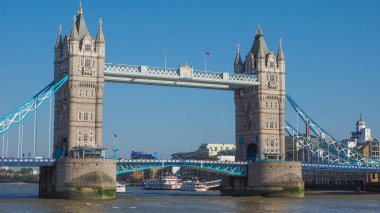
[172, 143, 236, 161]
[351, 115, 372, 144]
[357, 138, 380, 160]
[196, 143, 236, 160]
[170, 143, 236, 181]
[216, 149, 235, 161]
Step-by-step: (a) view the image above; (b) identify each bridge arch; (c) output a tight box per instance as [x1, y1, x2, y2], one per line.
[247, 143, 258, 162]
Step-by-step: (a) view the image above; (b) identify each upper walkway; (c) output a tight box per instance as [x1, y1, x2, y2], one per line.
[104, 63, 259, 90]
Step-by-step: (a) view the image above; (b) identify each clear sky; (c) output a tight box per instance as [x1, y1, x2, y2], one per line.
[0, 0, 379, 158]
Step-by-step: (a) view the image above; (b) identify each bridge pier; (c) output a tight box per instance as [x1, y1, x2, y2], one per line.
[39, 158, 116, 199]
[221, 161, 304, 197]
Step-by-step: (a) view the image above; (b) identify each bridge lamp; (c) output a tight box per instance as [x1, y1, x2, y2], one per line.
[204, 51, 212, 72]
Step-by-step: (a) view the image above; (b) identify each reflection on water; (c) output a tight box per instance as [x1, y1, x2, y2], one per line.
[0, 183, 379, 212]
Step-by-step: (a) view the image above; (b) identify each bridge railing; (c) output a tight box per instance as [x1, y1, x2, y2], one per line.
[104, 63, 259, 89]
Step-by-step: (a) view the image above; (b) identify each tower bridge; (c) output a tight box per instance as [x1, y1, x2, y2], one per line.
[1, 3, 379, 199]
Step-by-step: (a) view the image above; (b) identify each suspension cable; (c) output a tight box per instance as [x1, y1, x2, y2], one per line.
[21, 122, 23, 158]
[48, 97, 52, 158]
[5, 132, 8, 158]
[18, 123, 21, 158]
[33, 102, 37, 158]
[1, 134, 4, 158]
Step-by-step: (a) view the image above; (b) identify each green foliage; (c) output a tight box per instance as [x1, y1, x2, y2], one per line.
[19, 168, 33, 175]
[0, 168, 38, 183]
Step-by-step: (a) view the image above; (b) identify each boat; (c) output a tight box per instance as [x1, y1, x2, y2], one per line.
[143, 175, 182, 190]
[116, 182, 126, 193]
[180, 180, 207, 191]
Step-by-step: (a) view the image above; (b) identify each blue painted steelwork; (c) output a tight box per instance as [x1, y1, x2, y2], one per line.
[116, 159, 248, 176]
[286, 94, 379, 165]
[1, 158, 380, 174]
[301, 163, 380, 173]
[0, 75, 69, 135]
[285, 121, 357, 165]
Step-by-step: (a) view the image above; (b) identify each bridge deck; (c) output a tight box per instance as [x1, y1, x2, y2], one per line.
[104, 63, 259, 90]
[1, 159, 379, 174]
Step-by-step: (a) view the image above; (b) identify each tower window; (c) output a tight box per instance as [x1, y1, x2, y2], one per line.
[84, 112, 89, 121]
[270, 62, 275, 67]
[85, 59, 91, 67]
[84, 134, 88, 142]
[85, 44, 91, 52]
[80, 59, 84, 67]
[78, 90, 83, 97]
[78, 112, 82, 121]
[90, 90, 95, 98]
[270, 75, 275, 82]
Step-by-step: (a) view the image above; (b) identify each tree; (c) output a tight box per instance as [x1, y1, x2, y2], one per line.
[19, 168, 33, 175]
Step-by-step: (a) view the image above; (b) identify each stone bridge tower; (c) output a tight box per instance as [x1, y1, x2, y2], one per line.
[221, 26, 304, 197]
[234, 25, 285, 161]
[40, 3, 116, 200]
[53, 3, 105, 158]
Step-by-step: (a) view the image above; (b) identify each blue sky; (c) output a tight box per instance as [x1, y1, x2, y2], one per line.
[0, 0, 379, 158]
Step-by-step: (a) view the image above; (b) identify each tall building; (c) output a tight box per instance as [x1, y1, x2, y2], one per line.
[53, 3, 105, 158]
[234, 25, 285, 161]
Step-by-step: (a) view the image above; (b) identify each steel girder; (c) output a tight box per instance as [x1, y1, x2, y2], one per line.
[302, 163, 380, 173]
[0, 75, 69, 135]
[286, 95, 379, 166]
[285, 121, 354, 165]
[116, 159, 248, 176]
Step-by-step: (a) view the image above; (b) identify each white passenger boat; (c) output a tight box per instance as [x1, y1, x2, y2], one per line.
[180, 180, 207, 192]
[143, 175, 182, 190]
[116, 182, 126, 193]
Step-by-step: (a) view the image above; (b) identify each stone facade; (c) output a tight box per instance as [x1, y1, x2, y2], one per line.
[234, 26, 285, 161]
[53, 4, 105, 158]
[40, 158, 116, 199]
[39, 3, 115, 200]
[221, 162, 304, 197]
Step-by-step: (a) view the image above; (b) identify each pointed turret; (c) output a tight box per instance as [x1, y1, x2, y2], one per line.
[96, 18, 105, 44]
[70, 16, 79, 41]
[55, 24, 63, 48]
[249, 24, 269, 59]
[234, 43, 242, 65]
[75, 1, 90, 39]
[277, 38, 285, 61]
[234, 44, 243, 73]
[257, 41, 266, 59]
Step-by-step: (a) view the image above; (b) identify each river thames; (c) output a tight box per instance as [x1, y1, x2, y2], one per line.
[0, 183, 379, 212]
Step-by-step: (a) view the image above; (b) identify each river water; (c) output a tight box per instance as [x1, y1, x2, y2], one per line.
[0, 183, 379, 212]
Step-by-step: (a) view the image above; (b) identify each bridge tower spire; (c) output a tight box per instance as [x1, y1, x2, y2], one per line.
[224, 25, 303, 198]
[235, 25, 286, 161]
[43, 2, 115, 200]
[54, 2, 105, 158]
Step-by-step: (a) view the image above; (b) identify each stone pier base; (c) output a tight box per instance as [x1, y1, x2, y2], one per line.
[221, 161, 304, 197]
[39, 158, 116, 199]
